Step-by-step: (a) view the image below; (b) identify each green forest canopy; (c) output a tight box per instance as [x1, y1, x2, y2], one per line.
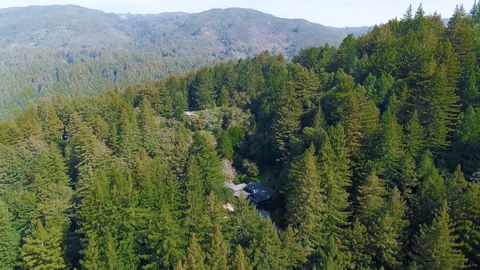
[1, 4, 480, 270]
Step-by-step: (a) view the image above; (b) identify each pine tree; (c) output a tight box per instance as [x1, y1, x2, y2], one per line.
[35, 144, 70, 186]
[281, 226, 309, 269]
[398, 153, 419, 200]
[77, 170, 117, 269]
[460, 182, 480, 268]
[232, 245, 249, 270]
[80, 234, 102, 270]
[116, 107, 141, 161]
[19, 220, 66, 270]
[319, 135, 350, 244]
[415, 201, 465, 269]
[145, 203, 186, 269]
[318, 134, 351, 244]
[447, 166, 480, 268]
[372, 188, 408, 268]
[37, 102, 64, 144]
[452, 107, 480, 174]
[319, 234, 347, 270]
[334, 84, 379, 159]
[289, 64, 320, 109]
[421, 65, 460, 152]
[104, 229, 120, 270]
[15, 107, 43, 138]
[137, 97, 160, 156]
[206, 225, 229, 270]
[287, 144, 325, 247]
[189, 131, 225, 195]
[328, 124, 352, 188]
[271, 84, 302, 162]
[198, 193, 227, 248]
[447, 6, 478, 107]
[0, 201, 19, 270]
[346, 219, 372, 269]
[33, 145, 72, 228]
[184, 234, 206, 270]
[65, 113, 112, 185]
[378, 113, 405, 186]
[218, 130, 234, 160]
[413, 151, 447, 227]
[404, 111, 425, 158]
[236, 58, 265, 97]
[356, 172, 387, 227]
[189, 68, 216, 110]
[334, 34, 358, 75]
[184, 158, 206, 233]
[250, 218, 285, 270]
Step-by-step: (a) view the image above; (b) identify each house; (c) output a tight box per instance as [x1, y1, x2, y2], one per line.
[224, 182, 247, 198]
[225, 181, 273, 205]
[243, 182, 273, 206]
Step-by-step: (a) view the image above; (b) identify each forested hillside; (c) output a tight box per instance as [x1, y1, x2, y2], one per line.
[1, 4, 480, 270]
[0, 5, 368, 119]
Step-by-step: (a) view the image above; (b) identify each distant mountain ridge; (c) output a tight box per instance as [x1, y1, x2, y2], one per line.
[0, 5, 370, 118]
[0, 5, 370, 57]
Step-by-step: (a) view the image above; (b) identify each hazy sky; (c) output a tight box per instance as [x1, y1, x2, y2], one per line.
[0, 0, 476, 27]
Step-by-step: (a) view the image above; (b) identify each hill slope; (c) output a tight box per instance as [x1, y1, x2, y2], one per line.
[0, 5, 368, 56]
[0, 5, 369, 118]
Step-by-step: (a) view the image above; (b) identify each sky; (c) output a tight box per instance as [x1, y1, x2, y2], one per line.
[0, 0, 476, 27]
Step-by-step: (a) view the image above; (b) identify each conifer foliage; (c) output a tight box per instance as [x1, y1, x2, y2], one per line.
[1, 4, 480, 269]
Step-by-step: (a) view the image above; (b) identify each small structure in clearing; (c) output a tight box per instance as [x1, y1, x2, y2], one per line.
[225, 180, 273, 206]
[223, 159, 273, 213]
[242, 182, 273, 206]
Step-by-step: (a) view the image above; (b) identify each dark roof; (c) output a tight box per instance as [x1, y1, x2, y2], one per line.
[243, 182, 272, 204]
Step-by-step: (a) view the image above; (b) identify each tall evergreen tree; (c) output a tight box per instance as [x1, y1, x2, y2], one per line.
[0, 201, 19, 270]
[206, 225, 229, 270]
[19, 220, 66, 270]
[115, 107, 141, 161]
[448, 6, 478, 107]
[37, 102, 64, 144]
[414, 201, 465, 269]
[184, 234, 206, 270]
[451, 106, 480, 174]
[413, 151, 447, 227]
[287, 144, 325, 247]
[64, 113, 112, 186]
[80, 233, 101, 270]
[184, 158, 206, 233]
[271, 84, 302, 162]
[137, 97, 160, 156]
[189, 68, 216, 110]
[318, 134, 351, 246]
[378, 113, 405, 186]
[145, 203, 186, 269]
[372, 188, 408, 268]
[404, 110, 425, 158]
[447, 166, 480, 268]
[281, 226, 309, 269]
[318, 234, 347, 270]
[188, 131, 225, 195]
[232, 245, 249, 270]
[346, 218, 372, 269]
[421, 65, 460, 152]
[356, 172, 387, 227]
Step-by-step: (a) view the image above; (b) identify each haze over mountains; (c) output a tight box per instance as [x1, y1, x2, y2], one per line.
[0, 5, 369, 118]
[0, 5, 368, 56]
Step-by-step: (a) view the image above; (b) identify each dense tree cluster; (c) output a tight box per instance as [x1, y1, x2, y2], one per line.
[1, 4, 480, 269]
[0, 49, 213, 119]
